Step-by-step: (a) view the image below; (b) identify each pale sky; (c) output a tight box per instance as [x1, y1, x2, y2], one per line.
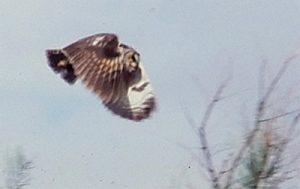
[1, 0, 300, 188]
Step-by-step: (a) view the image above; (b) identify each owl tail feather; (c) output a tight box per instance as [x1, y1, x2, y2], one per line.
[46, 49, 77, 84]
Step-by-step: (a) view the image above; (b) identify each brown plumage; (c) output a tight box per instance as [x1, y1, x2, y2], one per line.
[46, 33, 155, 121]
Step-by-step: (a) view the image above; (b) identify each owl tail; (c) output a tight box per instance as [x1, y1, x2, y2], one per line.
[46, 49, 77, 84]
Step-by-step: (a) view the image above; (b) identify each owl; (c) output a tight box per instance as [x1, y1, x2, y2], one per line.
[46, 33, 155, 121]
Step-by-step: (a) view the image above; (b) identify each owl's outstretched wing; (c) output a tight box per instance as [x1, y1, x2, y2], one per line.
[46, 33, 155, 121]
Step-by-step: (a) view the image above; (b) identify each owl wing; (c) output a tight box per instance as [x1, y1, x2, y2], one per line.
[46, 33, 155, 121]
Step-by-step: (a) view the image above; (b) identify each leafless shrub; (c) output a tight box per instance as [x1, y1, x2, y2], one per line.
[187, 50, 300, 189]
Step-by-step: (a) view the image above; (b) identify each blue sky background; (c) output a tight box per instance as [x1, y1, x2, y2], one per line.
[1, 0, 300, 188]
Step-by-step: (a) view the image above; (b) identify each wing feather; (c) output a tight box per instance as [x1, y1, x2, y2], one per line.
[48, 33, 155, 121]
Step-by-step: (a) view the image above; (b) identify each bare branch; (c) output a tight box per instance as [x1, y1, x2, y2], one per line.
[258, 108, 300, 123]
[258, 59, 267, 100]
[218, 151, 234, 179]
[261, 50, 300, 105]
[224, 50, 300, 189]
[198, 77, 230, 189]
[268, 112, 300, 172]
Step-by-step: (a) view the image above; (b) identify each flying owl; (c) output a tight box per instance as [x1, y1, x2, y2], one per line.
[46, 33, 155, 121]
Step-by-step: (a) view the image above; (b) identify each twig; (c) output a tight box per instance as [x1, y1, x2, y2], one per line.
[262, 50, 300, 104]
[198, 77, 230, 189]
[269, 112, 300, 170]
[287, 112, 300, 137]
[258, 59, 267, 101]
[258, 108, 300, 123]
[218, 151, 234, 179]
[180, 102, 198, 136]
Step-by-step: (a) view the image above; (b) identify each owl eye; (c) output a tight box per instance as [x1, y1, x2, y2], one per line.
[131, 54, 139, 62]
[131, 55, 136, 62]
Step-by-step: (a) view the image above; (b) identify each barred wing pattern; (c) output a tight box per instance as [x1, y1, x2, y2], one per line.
[46, 33, 155, 121]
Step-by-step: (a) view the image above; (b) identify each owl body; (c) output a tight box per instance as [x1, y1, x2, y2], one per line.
[46, 33, 155, 121]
